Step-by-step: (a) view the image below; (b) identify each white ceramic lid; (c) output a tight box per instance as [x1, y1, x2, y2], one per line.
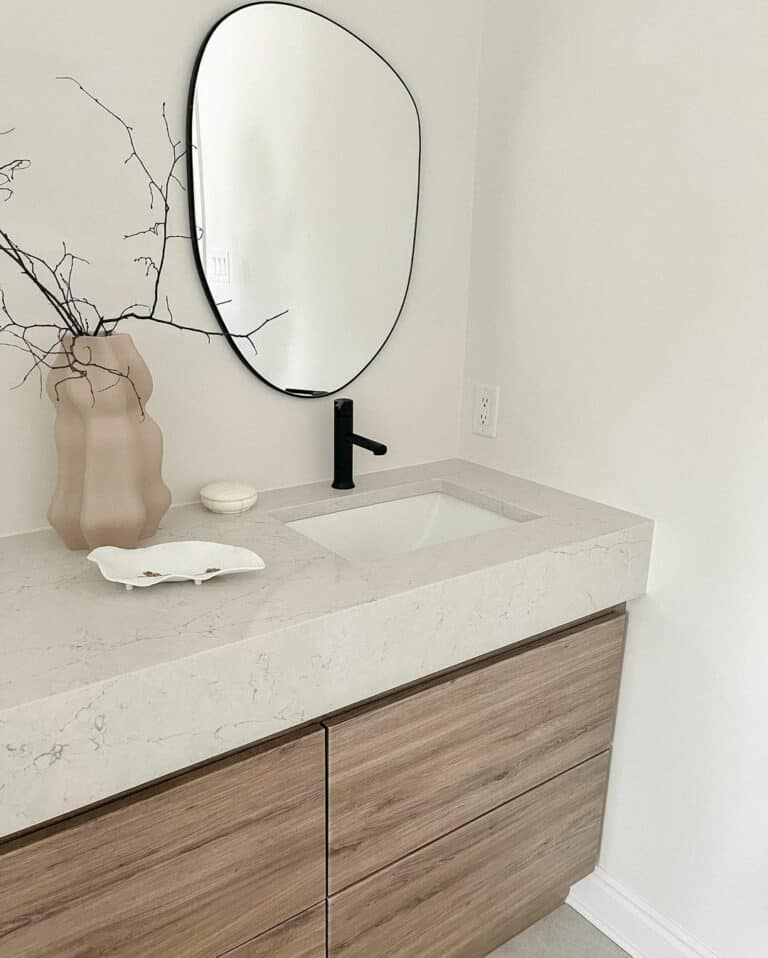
[200, 480, 258, 503]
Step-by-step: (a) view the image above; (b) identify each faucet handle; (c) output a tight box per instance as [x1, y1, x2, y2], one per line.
[334, 397, 354, 437]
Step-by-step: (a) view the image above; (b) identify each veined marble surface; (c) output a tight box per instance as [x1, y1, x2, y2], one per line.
[0, 459, 653, 838]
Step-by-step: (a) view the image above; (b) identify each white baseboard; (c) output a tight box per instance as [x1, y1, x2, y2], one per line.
[567, 867, 719, 958]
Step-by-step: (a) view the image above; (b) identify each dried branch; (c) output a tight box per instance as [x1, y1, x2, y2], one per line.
[66, 339, 146, 416]
[0, 83, 288, 401]
[0, 127, 30, 202]
[56, 77, 164, 207]
[0, 159, 31, 202]
[124, 222, 164, 239]
[0, 228, 85, 335]
[115, 300, 289, 356]
[0, 292, 69, 395]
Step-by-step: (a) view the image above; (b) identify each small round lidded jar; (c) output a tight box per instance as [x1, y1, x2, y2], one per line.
[200, 480, 258, 515]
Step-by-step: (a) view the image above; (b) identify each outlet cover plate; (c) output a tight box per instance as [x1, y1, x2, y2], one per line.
[472, 384, 499, 438]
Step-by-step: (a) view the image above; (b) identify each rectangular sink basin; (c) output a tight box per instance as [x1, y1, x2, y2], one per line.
[286, 491, 518, 562]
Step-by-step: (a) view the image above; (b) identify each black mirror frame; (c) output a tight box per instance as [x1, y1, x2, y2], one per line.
[186, 0, 422, 398]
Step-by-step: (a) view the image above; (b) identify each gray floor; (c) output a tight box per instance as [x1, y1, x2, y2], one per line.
[489, 906, 628, 957]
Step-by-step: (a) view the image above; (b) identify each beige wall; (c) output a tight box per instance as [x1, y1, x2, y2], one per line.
[0, 0, 481, 535]
[463, 2, 768, 955]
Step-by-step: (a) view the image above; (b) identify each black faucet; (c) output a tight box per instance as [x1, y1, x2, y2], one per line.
[332, 398, 387, 490]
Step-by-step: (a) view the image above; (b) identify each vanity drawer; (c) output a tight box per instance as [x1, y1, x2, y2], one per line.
[0, 728, 325, 958]
[327, 612, 625, 891]
[328, 751, 610, 958]
[221, 905, 325, 958]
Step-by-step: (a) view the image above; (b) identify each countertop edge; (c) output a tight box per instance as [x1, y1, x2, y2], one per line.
[0, 518, 652, 838]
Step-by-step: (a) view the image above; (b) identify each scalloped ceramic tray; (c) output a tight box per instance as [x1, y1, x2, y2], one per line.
[88, 541, 266, 591]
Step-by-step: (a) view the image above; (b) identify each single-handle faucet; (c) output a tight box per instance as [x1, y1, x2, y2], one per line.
[332, 398, 387, 490]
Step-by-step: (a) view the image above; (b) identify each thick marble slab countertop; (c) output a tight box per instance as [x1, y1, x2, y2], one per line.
[0, 460, 653, 838]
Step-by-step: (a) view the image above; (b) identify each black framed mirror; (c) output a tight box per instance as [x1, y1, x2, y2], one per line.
[187, 1, 421, 397]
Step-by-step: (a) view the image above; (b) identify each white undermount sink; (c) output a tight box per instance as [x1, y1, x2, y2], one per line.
[286, 491, 521, 562]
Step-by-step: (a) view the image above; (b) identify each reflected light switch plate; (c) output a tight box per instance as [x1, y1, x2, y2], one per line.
[208, 249, 231, 285]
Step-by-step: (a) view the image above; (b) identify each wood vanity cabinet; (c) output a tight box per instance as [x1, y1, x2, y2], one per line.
[324, 610, 625, 958]
[325, 612, 626, 892]
[0, 729, 325, 958]
[0, 609, 626, 958]
[328, 752, 611, 958]
[223, 905, 326, 958]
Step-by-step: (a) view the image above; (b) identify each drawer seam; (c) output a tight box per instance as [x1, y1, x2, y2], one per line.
[327, 746, 612, 898]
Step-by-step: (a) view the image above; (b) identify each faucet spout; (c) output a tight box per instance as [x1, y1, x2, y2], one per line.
[351, 434, 388, 456]
[332, 398, 387, 489]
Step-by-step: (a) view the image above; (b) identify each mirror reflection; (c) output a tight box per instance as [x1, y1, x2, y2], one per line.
[189, 2, 421, 396]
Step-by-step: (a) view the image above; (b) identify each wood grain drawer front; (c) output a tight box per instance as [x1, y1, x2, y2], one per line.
[221, 905, 325, 958]
[327, 613, 625, 891]
[0, 729, 326, 958]
[329, 751, 610, 958]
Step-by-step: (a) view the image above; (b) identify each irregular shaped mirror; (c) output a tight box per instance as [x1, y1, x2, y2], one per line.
[188, 2, 421, 396]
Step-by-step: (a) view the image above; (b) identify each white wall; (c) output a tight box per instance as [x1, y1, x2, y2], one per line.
[4, 2, 763, 954]
[463, 2, 768, 956]
[0, 0, 481, 536]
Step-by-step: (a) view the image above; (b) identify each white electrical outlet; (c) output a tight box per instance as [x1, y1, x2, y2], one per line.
[472, 384, 500, 438]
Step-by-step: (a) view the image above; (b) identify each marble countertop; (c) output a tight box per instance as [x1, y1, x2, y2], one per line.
[0, 459, 653, 838]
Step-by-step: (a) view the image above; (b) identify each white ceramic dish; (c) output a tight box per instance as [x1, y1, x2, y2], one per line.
[88, 540, 266, 590]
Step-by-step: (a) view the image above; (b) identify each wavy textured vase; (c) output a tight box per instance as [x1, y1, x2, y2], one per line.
[46, 334, 172, 550]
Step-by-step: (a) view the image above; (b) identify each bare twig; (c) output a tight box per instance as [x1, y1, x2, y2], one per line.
[0, 158, 30, 202]
[115, 302, 289, 356]
[1, 84, 288, 399]
[0, 229, 85, 335]
[56, 76, 164, 207]
[0, 127, 29, 202]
